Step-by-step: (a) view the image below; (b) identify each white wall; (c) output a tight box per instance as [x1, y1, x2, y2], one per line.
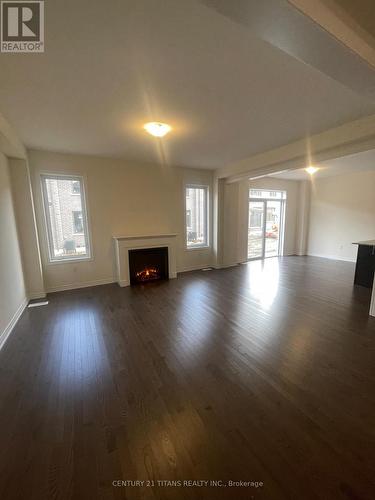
[28, 150, 214, 291]
[295, 180, 311, 256]
[308, 170, 375, 262]
[9, 158, 45, 298]
[249, 177, 300, 256]
[221, 180, 249, 266]
[0, 153, 27, 345]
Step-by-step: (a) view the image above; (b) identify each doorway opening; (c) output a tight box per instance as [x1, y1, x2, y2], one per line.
[248, 189, 286, 260]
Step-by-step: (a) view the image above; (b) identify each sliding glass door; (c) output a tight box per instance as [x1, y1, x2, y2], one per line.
[265, 199, 283, 258]
[248, 190, 286, 260]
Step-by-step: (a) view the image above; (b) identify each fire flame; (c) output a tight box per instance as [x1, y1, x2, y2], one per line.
[136, 267, 160, 282]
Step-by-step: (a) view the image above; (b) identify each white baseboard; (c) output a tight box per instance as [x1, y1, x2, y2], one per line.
[28, 290, 47, 300]
[307, 252, 356, 263]
[213, 262, 241, 270]
[46, 277, 115, 293]
[177, 264, 215, 273]
[0, 297, 28, 350]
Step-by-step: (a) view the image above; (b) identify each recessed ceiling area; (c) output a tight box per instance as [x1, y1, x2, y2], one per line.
[0, 0, 375, 169]
[269, 148, 375, 180]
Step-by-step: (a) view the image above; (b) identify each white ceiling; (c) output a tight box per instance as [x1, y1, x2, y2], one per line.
[270, 148, 375, 180]
[0, 0, 375, 169]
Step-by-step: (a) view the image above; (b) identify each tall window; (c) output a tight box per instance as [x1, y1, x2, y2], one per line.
[41, 174, 91, 261]
[185, 185, 209, 248]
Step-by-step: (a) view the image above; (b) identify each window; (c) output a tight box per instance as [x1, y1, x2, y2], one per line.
[249, 189, 286, 200]
[185, 185, 209, 248]
[71, 180, 81, 194]
[41, 174, 91, 261]
[250, 207, 263, 228]
[72, 211, 83, 234]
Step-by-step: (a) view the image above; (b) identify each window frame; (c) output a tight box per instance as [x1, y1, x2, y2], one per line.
[184, 184, 210, 250]
[40, 173, 92, 263]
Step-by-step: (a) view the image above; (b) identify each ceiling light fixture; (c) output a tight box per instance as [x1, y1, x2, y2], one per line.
[305, 166, 318, 175]
[144, 122, 171, 137]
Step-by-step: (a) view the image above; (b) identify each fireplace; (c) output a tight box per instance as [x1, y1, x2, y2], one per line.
[128, 246, 169, 285]
[113, 234, 177, 287]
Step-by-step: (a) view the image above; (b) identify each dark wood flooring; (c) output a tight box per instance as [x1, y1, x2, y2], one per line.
[1, 256, 375, 500]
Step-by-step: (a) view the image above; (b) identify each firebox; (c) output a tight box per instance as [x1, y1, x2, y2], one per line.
[128, 247, 169, 285]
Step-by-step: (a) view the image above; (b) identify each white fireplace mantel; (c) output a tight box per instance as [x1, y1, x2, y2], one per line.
[113, 234, 178, 287]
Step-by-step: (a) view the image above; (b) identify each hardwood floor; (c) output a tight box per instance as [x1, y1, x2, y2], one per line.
[1, 256, 375, 500]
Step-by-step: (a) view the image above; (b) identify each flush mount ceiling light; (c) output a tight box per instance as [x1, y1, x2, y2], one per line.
[144, 122, 171, 137]
[305, 166, 319, 175]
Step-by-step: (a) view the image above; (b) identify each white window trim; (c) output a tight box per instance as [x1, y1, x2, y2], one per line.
[184, 184, 210, 250]
[40, 173, 93, 264]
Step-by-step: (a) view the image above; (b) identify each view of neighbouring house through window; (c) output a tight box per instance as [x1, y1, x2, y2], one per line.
[41, 175, 91, 261]
[72, 211, 84, 234]
[71, 180, 81, 194]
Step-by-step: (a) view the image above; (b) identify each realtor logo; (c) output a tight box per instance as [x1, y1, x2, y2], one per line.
[1, 1, 44, 52]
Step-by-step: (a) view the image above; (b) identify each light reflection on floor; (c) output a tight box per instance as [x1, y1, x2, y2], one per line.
[173, 259, 281, 357]
[175, 279, 218, 350]
[50, 305, 107, 391]
[246, 258, 280, 311]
